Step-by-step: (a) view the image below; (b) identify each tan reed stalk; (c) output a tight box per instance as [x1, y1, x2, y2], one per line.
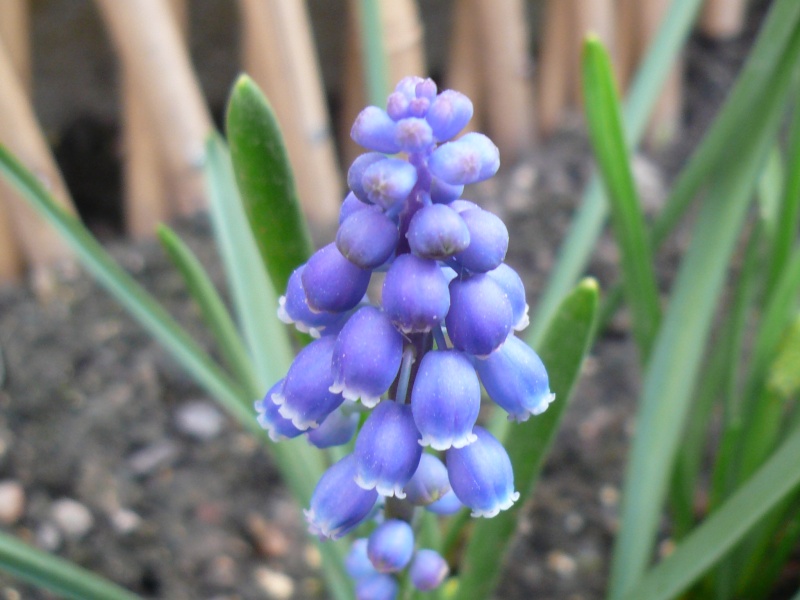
[447, 0, 482, 134]
[339, 4, 366, 168]
[238, 0, 342, 230]
[122, 0, 187, 238]
[472, 0, 534, 159]
[537, 0, 574, 137]
[96, 0, 212, 215]
[700, 0, 747, 39]
[642, 0, 684, 146]
[615, 0, 640, 92]
[0, 36, 76, 288]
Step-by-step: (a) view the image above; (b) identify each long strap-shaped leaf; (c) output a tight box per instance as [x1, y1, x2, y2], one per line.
[0, 532, 141, 600]
[0, 144, 253, 429]
[582, 39, 660, 361]
[451, 279, 599, 600]
[621, 426, 800, 600]
[608, 26, 800, 599]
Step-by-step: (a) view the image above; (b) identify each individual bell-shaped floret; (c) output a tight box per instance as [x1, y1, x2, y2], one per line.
[361, 158, 418, 210]
[427, 89, 473, 142]
[410, 350, 480, 450]
[354, 400, 422, 497]
[425, 490, 463, 515]
[337, 206, 399, 269]
[278, 266, 345, 338]
[453, 208, 509, 273]
[356, 574, 399, 600]
[305, 455, 378, 540]
[395, 117, 434, 153]
[427, 132, 500, 185]
[352, 106, 401, 154]
[445, 274, 513, 357]
[486, 263, 529, 331]
[407, 204, 470, 260]
[302, 243, 371, 314]
[403, 454, 451, 506]
[254, 379, 304, 441]
[331, 306, 404, 408]
[473, 335, 555, 422]
[346, 538, 378, 580]
[429, 177, 463, 204]
[339, 191, 371, 225]
[415, 78, 438, 101]
[446, 427, 519, 518]
[272, 336, 344, 430]
[448, 198, 479, 213]
[307, 406, 360, 448]
[348, 154, 386, 204]
[410, 549, 450, 591]
[382, 254, 450, 333]
[367, 519, 415, 573]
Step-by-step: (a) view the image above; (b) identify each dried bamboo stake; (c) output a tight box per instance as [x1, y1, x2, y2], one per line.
[238, 0, 341, 230]
[472, 0, 534, 159]
[642, 0, 684, 146]
[0, 0, 29, 280]
[0, 37, 76, 286]
[447, 0, 482, 134]
[615, 0, 640, 92]
[700, 0, 747, 39]
[123, 0, 187, 238]
[96, 0, 212, 215]
[537, 0, 573, 137]
[340, 0, 428, 166]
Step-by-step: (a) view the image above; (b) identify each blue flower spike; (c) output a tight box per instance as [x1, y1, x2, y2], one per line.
[305, 455, 378, 540]
[367, 519, 415, 573]
[446, 426, 520, 518]
[410, 549, 450, 591]
[354, 400, 422, 497]
[266, 78, 554, 591]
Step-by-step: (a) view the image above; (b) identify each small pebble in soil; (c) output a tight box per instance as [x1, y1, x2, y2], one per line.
[207, 555, 238, 587]
[564, 511, 585, 534]
[127, 440, 179, 476]
[254, 566, 295, 600]
[598, 484, 620, 508]
[49, 498, 94, 539]
[546, 550, 577, 578]
[304, 544, 321, 569]
[0, 481, 25, 524]
[174, 400, 225, 441]
[246, 513, 289, 558]
[109, 508, 142, 534]
[35, 522, 61, 552]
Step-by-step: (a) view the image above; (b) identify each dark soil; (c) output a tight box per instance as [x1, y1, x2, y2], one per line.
[0, 10, 768, 600]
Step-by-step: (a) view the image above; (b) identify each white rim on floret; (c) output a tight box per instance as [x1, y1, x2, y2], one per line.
[354, 472, 407, 499]
[469, 490, 520, 519]
[272, 391, 320, 430]
[505, 392, 557, 423]
[418, 430, 477, 451]
[254, 412, 291, 442]
[513, 304, 531, 332]
[304, 508, 344, 540]
[329, 380, 381, 409]
[277, 296, 323, 338]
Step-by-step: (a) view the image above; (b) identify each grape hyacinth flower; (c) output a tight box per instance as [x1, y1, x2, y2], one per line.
[258, 75, 554, 593]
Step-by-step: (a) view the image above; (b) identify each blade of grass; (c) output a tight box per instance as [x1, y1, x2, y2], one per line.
[582, 38, 660, 361]
[529, 0, 705, 343]
[0, 143, 252, 429]
[0, 532, 141, 600]
[205, 134, 294, 388]
[357, 0, 390, 106]
[156, 223, 259, 395]
[620, 425, 800, 600]
[552, 0, 800, 342]
[452, 279, 599, 600]
[225, 75, 314, 295]
[608, 30, 800, 598]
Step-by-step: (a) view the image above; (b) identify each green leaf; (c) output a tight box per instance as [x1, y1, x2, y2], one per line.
[0, 531, 141, 600]
[226, 75, 314, 295]
[205, 134, 294, 390]
[357, 0, 390, 106]
[581, 38, 660, 360]
[768, 314, 800, 397]
[621, 426, 800, 600]
[608, 26, 800, 599]
[451, 279, 599, 600]
[156, 224, 259, 395]
[0, 144, 254, 432]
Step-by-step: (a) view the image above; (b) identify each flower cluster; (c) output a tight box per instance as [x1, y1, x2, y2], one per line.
[255, 76, 554, 598]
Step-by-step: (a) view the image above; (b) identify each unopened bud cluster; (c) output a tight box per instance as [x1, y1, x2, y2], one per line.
[254, 76, 554, 598]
